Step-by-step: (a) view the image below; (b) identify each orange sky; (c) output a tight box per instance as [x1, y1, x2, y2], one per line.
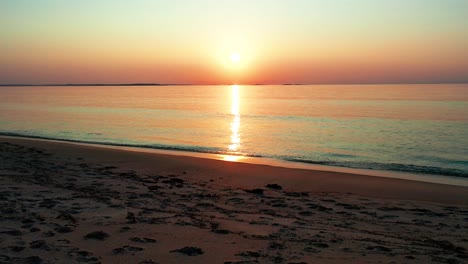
[1, 0, 467, 84]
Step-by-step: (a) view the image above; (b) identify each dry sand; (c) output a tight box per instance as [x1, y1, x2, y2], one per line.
[0, 136, 467, 264]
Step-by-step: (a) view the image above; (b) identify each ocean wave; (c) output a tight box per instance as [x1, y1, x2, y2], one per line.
[1, 131, 467, 178]
[0, 132, 262, 158]
[284, 158, 468, 178]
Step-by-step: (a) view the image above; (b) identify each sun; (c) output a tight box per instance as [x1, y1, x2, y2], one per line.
[230, 52, 240, 63]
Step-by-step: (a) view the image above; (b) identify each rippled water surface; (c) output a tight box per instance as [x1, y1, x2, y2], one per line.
[1, 84, 467, 177]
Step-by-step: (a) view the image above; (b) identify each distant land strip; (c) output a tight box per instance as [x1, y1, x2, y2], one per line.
[0, 82, 467, 86]
[0, 83, 184, 87]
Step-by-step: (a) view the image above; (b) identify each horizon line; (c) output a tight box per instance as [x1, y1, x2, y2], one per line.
[1, 81, 468, 87]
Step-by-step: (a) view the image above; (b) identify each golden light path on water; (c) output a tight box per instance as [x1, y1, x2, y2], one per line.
[222, 85, 242, 162]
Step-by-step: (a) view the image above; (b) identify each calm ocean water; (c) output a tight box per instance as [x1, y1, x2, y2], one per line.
[0, 84, 467, 177]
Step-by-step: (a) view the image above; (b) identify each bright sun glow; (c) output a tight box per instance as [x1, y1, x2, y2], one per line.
[230, 52, 240, 63]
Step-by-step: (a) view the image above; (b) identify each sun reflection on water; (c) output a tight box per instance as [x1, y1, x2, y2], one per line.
[221, 155, 243, 162]
[228, 85, 241, 153]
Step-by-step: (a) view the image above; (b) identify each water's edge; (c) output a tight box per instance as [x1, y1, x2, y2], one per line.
[1, 132, 467, 187]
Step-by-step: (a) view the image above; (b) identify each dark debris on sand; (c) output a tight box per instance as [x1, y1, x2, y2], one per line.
[265, 184, 283, 190]
[245, 188, 264, 195]
[84, 231, 110, 240]
[170, 246, 204, 256]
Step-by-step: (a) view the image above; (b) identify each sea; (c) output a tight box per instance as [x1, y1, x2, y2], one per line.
[1, 84, 467, 178]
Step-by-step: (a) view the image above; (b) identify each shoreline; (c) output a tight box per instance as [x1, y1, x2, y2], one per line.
[1, 135, 467, 205]
[1, 135, 467, 263]
[1, 134, 467, 188]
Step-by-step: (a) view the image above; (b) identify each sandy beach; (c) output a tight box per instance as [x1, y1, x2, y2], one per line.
[0, 136, 467, 264]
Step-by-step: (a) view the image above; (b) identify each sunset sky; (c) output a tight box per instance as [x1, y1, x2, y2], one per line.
[1, 0, 467, 84]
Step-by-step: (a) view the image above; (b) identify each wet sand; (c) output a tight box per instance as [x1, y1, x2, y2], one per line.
[0, 136, 467, 263]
